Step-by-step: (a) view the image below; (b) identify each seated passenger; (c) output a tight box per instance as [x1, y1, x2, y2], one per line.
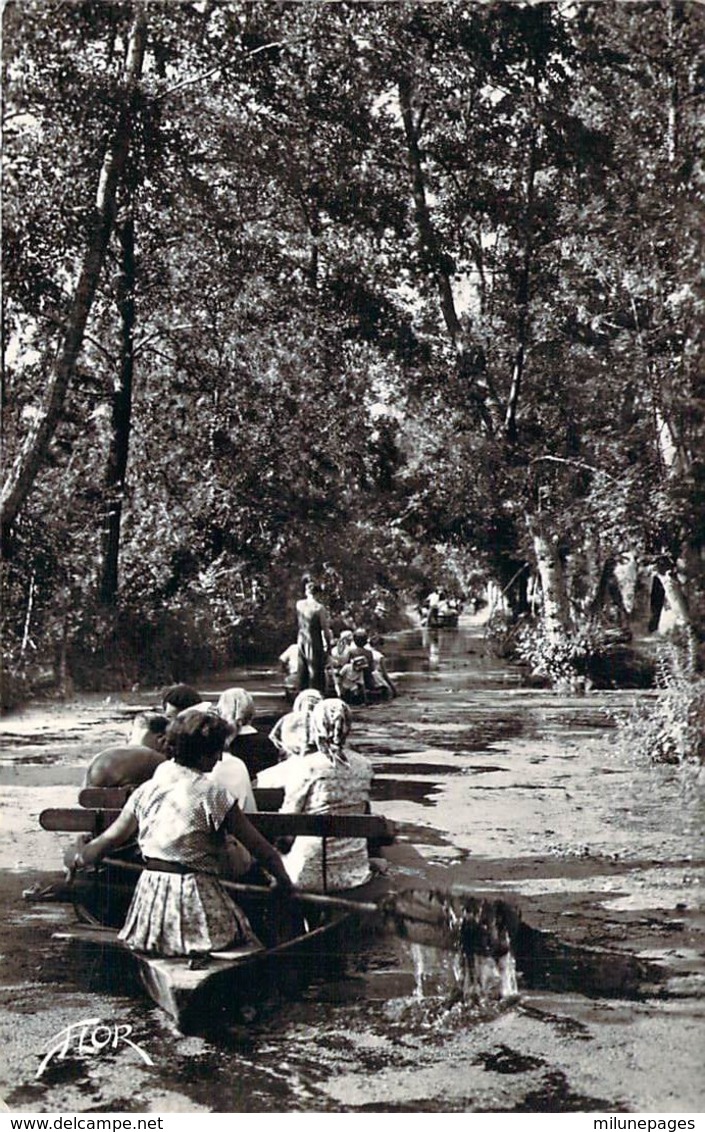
[68, 712, 293, 956]
[83, 744, 167, 788]
[258, 698, 374, 892]
[437, 594, 454, 618]
[216, 687, 280, 780]
[127, 712, 169, 751]
[279, 643, 301, 703]
[339, 628, 376, 704]
[175, 699, 256, 813]
[330, 630, 354, 668]
[332, 658, 366, 703]
[266, 689, 323, 762]
[207, 747, 256, 813]
[368, 636, 397, 699]
[161, 683, 202, 719]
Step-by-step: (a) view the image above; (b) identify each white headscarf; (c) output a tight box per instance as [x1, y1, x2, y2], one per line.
[286, 690, 324, 756]
[217, 687, 255, 728]
[311, 698, 352, 765]
[292, 689, 323, 715]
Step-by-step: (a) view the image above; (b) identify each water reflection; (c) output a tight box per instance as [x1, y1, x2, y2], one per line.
[9, 614, 705, 1114]
[371, 777, 443, 807]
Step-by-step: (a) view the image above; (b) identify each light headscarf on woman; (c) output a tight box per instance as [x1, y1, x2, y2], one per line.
[332, 630, 354, 661]
[292, 689, 323, 716]
[289, 689, 324, 756]
[311, 698, 352, 765]
[217, 687, 255, 729]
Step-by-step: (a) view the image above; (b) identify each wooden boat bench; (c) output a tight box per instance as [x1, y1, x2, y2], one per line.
[40, 789, 397, 849]
[77, 786, 286, 813]
[40, 793, 396, 894]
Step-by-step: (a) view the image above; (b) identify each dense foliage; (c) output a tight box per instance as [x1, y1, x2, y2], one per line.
[2, 1, 704, 711]
[615, 634, 705, 766]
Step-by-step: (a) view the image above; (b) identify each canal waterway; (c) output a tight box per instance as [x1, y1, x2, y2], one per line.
[0, 616, 703, 1113]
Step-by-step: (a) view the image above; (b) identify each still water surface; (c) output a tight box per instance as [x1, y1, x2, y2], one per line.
[3, 618, 704, 1113]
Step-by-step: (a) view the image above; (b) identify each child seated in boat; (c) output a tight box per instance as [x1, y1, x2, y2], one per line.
[332, 657, 366, 703]
[329, 629, 362, 701]
[257, 698, 374, 892]
[267, 689, 323, 760]
[67, 711, 293, 957]
[330, 629, 354, 667]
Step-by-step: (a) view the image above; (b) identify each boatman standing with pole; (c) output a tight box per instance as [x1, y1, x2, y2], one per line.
[296, 575, 334, 695]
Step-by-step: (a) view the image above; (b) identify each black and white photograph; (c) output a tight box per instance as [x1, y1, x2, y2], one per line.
[1, 0, 704, 1117]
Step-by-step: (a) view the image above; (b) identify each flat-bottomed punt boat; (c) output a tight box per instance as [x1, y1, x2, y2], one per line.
[36, 788, 397, 1033]
[52, 888, 362, 1034]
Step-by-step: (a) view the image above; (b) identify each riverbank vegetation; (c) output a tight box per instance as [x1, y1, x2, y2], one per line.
[2, 2, 704, 736]
[616, 634, 705, 766]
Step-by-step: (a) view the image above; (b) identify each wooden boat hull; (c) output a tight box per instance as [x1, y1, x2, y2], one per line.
[420, 612, 459, 628]
[37, 799, 399, 1031]
[54, 901, 356, 1034]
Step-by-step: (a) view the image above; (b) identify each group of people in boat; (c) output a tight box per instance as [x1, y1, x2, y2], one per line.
[279, 575, 397, 706]
[418, 589, 462, 628]
[66, 574, 394, 960]
[70, 676, 376, 960]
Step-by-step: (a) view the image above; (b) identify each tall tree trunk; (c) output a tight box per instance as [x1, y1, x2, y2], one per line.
[505, 85, 538, 445]
[666, 0, 681, 167]
[654, 555, 691, 630]
[652, 1, 695, 633]
[100, 209, 136, 604]
[0, 4, 148, 546]
[397, 75, 499, 431]
[531, 524, 571, 642]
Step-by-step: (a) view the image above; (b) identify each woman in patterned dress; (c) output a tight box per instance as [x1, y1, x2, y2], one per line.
[67, 712, 292, 956]
[259, 698, 374, 892]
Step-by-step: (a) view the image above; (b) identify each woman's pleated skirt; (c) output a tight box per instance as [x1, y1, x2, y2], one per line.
[118, 871, 260, 956]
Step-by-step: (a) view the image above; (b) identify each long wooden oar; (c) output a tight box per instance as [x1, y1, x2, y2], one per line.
[29, 857, 523, 966]
[98, 857, 520, 956]
[223, 878, 381, 917]
[101, 856, 383, 918]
